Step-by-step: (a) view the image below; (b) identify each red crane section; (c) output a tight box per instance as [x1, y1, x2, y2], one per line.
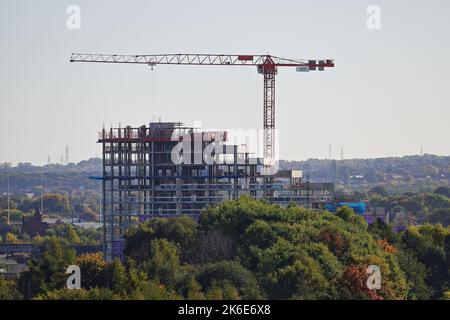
[70, 53, 334, 160]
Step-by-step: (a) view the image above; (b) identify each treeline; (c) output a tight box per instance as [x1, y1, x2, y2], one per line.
[0, 172, 100, 194]
[0, 190, 100, 222]
[1, 197, 448, 300]
[0, 222, 102, 246]
[281, 154, 450, 193]
[0, 158, 101, 194]
[335, 186, 450, 226]
[2, 155, 450, 195]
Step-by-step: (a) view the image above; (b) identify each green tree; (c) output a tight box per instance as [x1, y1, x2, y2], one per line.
[34, 287, 116, 300]
[434, 186, 450, 198]
[40, 237, 77, 291]
[31, 194, 70, 214]
[103, 259, 180, 300]
[76, 253, 106, 289]
[104, 259, 128, 296]
[442, 291, 450, 300]
[368, 218, 398, 243]
[198, 261, 260, 300]
[400, 224, 450, 299]
[141, 239, 181, 287]
[371, 186, 389, 197]
[188, 229, 235, 264]
[0, 276, 22, 300]
[125, 216, 196, 263]
[396, 246, 434, 299]
[174, 266, 205, 300]
[428, 208, 450, 226]
[18, 237, 76, 298]
[200, 197, 408, 300]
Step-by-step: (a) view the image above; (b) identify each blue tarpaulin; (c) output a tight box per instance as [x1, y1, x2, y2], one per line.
[325, 202, 367, 215]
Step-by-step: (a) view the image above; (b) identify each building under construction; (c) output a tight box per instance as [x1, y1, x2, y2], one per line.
[99, 122, 334, 261]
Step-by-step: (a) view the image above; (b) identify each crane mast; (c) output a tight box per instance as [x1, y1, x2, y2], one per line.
[70, 53, 334, 160]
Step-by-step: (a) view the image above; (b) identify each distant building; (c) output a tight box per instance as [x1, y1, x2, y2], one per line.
[0, 258, 27, 279]
[364, 206, 387, 224]
[362, 206, 415, 233]
[22, 210, 49, 237]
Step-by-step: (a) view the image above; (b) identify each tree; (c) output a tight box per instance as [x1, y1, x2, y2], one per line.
[0, 209, 23, 222]
[400, 224, 450, 299]
[76, 253, 106, 289]
[189, 229, 235, 264]
[125, 216, 197, 263]
[339, 264, 382, 300]
[368, 218, 398, 243]
[45, 224, 81, 244]
[371, 186, 389, 197]
[336, 206, 367, 228]
[5, 232, 20, 244]
[200, 197, 408, 300]
[197, 261, 260, 300]
[29, 194, 71, 215]
[318, 227, 349, 257]
[428, 208, 450, 227]
[0, 276, 22, 300]
[40, 237, 77, 290]
[141, 239, 181, 287]
[204, 281, 240, 300]
[421, 164, 439, 176]
[13, 196, 450, 300]
[103, 258, 180, 300]
[434, 186, 450, 198]
[80, 209, 99, 222]
[18, 237, 76, 298]
[34, 287, 116, 300]
[17, 259, 44, 299]
[174, 267, 205, 300]
[104, 259, 128, 296]
[396, 246, 434, 299]
[255, 239, 338, 299]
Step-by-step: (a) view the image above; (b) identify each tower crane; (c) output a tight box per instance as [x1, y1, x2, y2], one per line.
[70, 53, 334, 161]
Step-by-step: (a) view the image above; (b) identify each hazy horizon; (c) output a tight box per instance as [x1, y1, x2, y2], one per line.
[3, 153, 449, 168]
[1, 0, 450, 165]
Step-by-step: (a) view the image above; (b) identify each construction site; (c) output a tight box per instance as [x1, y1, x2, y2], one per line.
[71, 53, 336, 260]
[99, 122, 334, 260]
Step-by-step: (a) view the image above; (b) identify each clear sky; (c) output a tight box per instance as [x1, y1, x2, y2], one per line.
[1, 0, 449, 165]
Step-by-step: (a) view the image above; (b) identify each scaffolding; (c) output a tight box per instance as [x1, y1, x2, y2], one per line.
[99, 122, 333, 261]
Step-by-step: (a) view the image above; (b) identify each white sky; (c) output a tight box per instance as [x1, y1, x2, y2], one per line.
[1, 0, 449, 165]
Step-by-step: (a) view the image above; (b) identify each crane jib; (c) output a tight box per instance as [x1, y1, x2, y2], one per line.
[70, 52, 334, 160]
[70, 53, 334, 69]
